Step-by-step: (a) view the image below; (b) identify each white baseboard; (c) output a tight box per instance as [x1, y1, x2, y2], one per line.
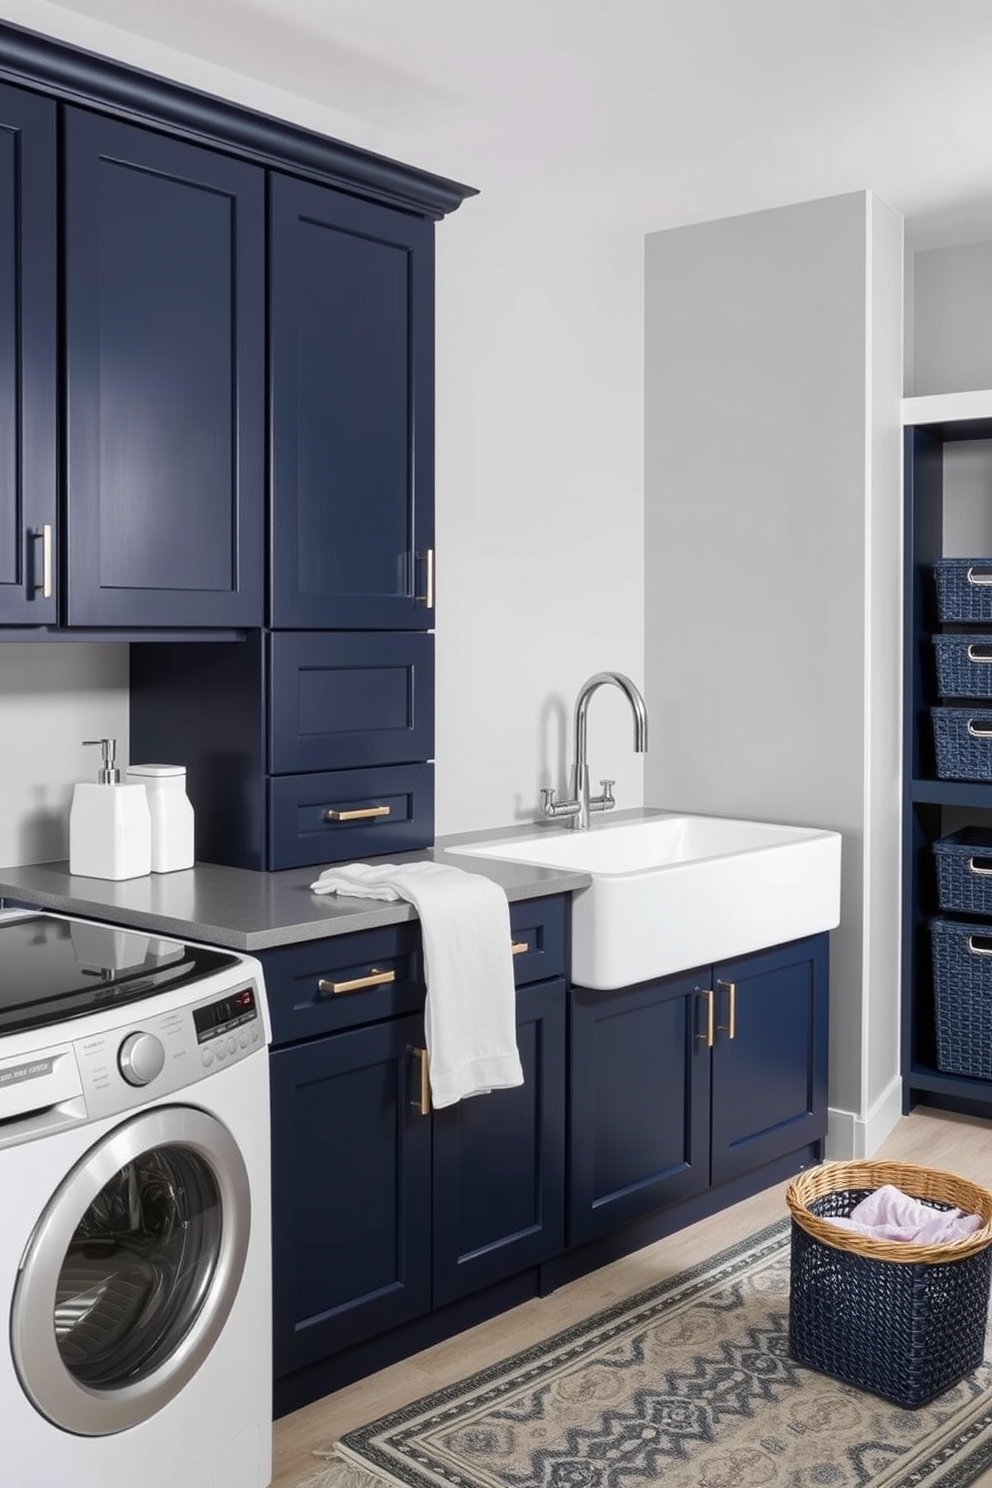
[825, 1076, 904, 1160]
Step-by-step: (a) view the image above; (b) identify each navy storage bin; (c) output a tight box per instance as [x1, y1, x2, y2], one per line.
[787, 1161, 992, 1408]
[934, 634, 992, 698]
[932, 707, 992, 780]
[935, 558, 992, 622]
[934, 828, 992, 915]
[931, 916, 992, 1079]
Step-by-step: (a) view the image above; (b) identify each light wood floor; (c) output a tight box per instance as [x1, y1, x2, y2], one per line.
[271, 1107, 992, 1488]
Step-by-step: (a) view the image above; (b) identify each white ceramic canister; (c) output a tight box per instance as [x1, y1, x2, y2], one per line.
[126, 763, 195, 872]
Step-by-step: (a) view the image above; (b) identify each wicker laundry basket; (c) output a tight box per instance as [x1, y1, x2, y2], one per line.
[786, 1160, 992, 1408]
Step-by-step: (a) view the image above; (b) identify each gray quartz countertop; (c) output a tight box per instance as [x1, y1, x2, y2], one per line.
[0, 820, 605, 952]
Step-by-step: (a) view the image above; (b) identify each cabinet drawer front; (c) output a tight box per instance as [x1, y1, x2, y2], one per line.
[268, 763, 434, 870]
[509, 895, 567, 986]
[268, 631, 434, 774]
[263, 924, 426, 1044]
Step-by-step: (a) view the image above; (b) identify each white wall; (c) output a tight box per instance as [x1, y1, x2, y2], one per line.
[911, 241, 992, 395]
[643, 191, 904, 1154]
[0, 642, 128, 863]
[0, 1, 645, 861]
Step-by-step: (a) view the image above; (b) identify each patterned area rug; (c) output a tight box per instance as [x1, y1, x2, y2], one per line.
[302, 1219, 992, 1488]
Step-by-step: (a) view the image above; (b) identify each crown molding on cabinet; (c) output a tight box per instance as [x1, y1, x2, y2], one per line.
[0, 17, 477, 219]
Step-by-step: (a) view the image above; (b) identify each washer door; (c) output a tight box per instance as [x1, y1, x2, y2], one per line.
[11, 1105, 251, 1436]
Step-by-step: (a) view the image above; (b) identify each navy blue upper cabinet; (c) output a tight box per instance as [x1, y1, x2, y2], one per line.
[0, 83, 56, 625]
[63, 109, 265, 628]
[269, 174, 435, 630]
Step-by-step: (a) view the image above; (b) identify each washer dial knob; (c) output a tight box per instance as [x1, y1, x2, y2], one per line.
[118, 1031, 166, 1087]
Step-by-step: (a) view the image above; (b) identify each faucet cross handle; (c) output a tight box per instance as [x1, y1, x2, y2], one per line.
[541, 787, 580, 821]
[589, 779, 616, 815]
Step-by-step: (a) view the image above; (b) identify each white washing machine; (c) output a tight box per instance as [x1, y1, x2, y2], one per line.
[0, 908, 272, 1488]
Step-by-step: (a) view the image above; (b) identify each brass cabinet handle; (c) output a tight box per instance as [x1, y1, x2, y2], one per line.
[412, 1047, 431, 1115]
[34, 524, 52, 599]
[717, 979, 736, 1040]
[324, 805, 391, 822]
[696, 988, 714, 1048]
[318, 967, 396, 995]
[415, 548, 434, 609]
[511, 941, 529, 956]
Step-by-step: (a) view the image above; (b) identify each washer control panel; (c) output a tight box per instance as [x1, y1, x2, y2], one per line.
[69, 977, 265, 1122]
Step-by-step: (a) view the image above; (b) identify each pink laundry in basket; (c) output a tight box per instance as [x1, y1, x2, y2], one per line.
[825, 1183, 983, 1243]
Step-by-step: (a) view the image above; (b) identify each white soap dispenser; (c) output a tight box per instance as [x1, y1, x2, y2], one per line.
[68, 737, 152, 881]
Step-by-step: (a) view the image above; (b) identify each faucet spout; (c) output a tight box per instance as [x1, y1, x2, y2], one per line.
[569, 671, 648, 831]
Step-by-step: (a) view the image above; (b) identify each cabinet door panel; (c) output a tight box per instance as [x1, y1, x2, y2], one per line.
[270, 1015, 431, 1377]
[269, 631, 435, 774]
[270, 174, 434, 629]
[710, 936, 829, 1186]
[433, 978, 565, 1305]
[0, 82, 55, 624]
[569, 974, 711, 1245]
[64, 109, 264, 627]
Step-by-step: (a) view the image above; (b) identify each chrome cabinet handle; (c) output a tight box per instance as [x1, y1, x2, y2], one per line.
[318, 967, 396, 995]
[967, 644, 992, 663]
[34, 524, 52, 599]
[967, 721, 992, 740]
[968, 858, 992, 878]
[415, 548, 434, 609]
[967, 567, 992, 587]
[324, 805, 391, 822]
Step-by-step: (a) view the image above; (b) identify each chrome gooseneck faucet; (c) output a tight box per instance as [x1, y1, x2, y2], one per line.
[541, 671, 649, 831]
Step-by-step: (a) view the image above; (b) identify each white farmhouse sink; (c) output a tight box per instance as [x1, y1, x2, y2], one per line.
[447, 813, 842, 990]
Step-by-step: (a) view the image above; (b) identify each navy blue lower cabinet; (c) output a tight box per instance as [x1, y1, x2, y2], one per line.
[568, 933, 829, 1247]
[269, 1013, 432, 1378]
[569, 972, 713, 1246]
[432, 977, 566, 1306]
[709, 935, 829, 1186]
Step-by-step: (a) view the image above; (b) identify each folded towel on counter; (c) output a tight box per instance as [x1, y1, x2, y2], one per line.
[823, 1183, 983, 1244]
[310, 861, 523, 1108]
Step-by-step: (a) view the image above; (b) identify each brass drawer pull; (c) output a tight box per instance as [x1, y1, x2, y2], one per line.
[717, 979, 736, 1040]
[324, 805, 391, 822]
[511, 940, 529, 956]
[412, 1047, 431, 1115]
[318, 967, 396, 995]
[696, 988, 714, 1048]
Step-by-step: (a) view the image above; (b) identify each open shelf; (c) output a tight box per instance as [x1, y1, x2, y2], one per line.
[902, 405, 992, 1119]
[903, 389, 992, 429]
[912, 778, 992, 807]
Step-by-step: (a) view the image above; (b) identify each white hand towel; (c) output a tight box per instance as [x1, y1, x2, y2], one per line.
[310, 861, 523, 1108]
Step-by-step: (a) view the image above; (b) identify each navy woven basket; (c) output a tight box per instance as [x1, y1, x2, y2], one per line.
[932, 707, 992, 779]
[935, 558, 992, 622]
[931, 916, 992, 1079]
[934, 828, 992, 915]
[787, 1161, 992, 1408]
[934, 634, 992, 698]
